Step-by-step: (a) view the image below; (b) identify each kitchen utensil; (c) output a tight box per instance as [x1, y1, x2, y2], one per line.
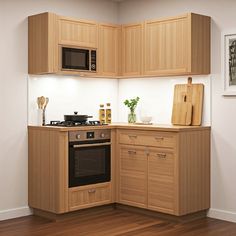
[64, 112, 93, 122]
[172, 102, 192, 125]
[172, 77, 204, 126]
[37, 97, 41, 109]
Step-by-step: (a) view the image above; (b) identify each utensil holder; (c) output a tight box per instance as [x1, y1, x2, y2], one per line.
[42, 109, 46, 126]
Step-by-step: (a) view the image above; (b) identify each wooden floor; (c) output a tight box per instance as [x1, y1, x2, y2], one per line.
[1, 207, 236, 236]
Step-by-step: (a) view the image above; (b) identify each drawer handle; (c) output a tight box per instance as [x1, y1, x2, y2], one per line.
[128, 135, 137, 139]
[156, 153, 166, 159]
[88, 189, 96, 193]
[155, 136, 164, 141]
[128, 150, 136, 155]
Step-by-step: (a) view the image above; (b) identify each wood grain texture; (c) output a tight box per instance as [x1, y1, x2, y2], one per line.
[190, 13, 211, 74]
[172, 78, 204, 126]
[148, 148, 175, 214]
[28, 12, 58, 74]
[28, 128, 69, 214]
[171, 102, 192, 125]
[1, 207, 236, 236]
[122, 23, 144, 76]
[118, 145, 148, 208]
[144, 14, 189, 76]
[177, 129, 211, 215]
[58, 16, 98, 48]
[69, 183, 112, 211]
[98, 23, 121, 77]
[119, 130, 176, 148]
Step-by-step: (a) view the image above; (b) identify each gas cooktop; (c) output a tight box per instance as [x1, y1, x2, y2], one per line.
[47, 120, 107, 127]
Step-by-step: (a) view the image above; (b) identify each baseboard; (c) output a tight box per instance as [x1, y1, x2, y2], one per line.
[208, 208, 236, 223]
[0, 206, 32, 221]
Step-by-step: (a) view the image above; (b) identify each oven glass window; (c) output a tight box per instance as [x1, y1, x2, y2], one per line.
[74, 148, 106, 177]
[69, 144, 110, 187]
[62, 47, 89, 70]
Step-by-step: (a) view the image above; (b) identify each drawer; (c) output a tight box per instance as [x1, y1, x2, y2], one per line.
[69, 183, 111, 211]
[119, 130, 176, 148]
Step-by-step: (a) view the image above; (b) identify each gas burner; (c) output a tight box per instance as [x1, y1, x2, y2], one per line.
[47, 120, 107, 127]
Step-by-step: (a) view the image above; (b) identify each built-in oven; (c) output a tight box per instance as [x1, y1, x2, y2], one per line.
[69, 129, 111, 187]
[61, 46, 97, 72]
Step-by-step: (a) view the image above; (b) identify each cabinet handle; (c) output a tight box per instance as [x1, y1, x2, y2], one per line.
[88, 189, 96, 193]
[156, 153, 166, 159]
[128, 135, 137, 139]
[155, 136, 164, 141]
[128, 150, 136, 155]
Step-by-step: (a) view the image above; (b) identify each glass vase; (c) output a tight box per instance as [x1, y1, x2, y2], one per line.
[128, 112, 136, 123]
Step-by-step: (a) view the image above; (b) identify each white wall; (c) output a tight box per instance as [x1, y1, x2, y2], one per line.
[28, 76, 118, 125]
[0, 0, 118, 221]
[118, 76, 211, 125]
[118, 0, 236, 223]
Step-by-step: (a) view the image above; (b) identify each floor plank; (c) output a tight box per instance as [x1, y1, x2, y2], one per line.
[0, 208, 236, 236]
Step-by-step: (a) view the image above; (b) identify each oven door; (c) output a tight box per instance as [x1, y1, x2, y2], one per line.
[62, 47, 90, 71]
[69, 142, 111, 187]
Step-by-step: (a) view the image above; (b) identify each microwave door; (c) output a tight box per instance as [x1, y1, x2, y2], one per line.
[62, 47, 89, 70]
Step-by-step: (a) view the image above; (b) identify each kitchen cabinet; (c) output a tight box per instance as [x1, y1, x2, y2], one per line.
[28, 124, 210, 217]
[28, 12, 210, 77]
[28, 127, 116, 215]
[144, 13, 211, 76]
[117, 127, 210, 216]
[69, 183, 112, 211]
[98, 23, 121, 77]
[58, 16, 98, 48]
[28, 12, 59, 74]
[118, 145, 147, 208]
[121, 23, 143, 76]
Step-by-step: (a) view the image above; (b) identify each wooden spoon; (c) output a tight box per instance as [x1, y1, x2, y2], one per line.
[40, 96, 46, 109]
[44, 97, 49, 110]
[37, 97, 41, 109]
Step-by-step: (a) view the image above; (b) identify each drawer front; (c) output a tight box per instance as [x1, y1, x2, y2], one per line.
[119, 146, 147, 208]
[119, 130, 176, 148]
[148, 149, 175, 214]
[69, 183, 111, 211]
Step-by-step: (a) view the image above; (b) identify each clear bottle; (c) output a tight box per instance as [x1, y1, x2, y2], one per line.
[105, 103, 112, 124]
[99, 104, 106, 124]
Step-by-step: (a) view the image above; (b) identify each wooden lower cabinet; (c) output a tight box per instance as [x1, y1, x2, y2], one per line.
[119, 145, 147, 208]
[69, 183, 112, 211]
[117, 128, 210, 216]
[148, 148, 175, 214]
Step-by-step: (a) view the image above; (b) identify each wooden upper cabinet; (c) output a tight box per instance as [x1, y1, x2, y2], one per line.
[144, 13, 211, 76]
[121, 23, 143, 76]
[28, 12, 59, 74]
[58, 17, 98, 48]
[98, 24, 121, 77]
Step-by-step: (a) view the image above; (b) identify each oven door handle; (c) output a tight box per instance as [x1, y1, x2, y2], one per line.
[73, 142, 111, 148]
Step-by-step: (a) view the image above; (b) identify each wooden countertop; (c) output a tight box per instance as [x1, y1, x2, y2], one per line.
[28, 122, 211, 132]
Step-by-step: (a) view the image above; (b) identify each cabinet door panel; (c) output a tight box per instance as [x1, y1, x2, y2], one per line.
[119, 146, 147, 208]
[145, 16, 189, 75]
[59, 18, 98, 48]
[98, 24, 120, 76]
[122, 24, 143, 76]
[148, 149, 175, 214]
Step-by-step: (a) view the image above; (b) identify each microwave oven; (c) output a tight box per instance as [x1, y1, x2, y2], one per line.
[61, 46, 97, 72]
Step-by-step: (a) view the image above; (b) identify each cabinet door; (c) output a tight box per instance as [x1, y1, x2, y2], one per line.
[148, 148, 175, 214]
[118, 145, 147, 208]
[98, 24, 121, 76]
[59, 17, 98, 48]
[144, 15, 189, 76]
[122, 23, 143, 76]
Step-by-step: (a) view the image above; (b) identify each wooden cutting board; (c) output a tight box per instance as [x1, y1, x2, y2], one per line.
[172, 77, 204, 126]
[172, 102, 192, 125]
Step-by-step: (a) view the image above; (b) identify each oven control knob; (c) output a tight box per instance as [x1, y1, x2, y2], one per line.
[76, 134, 81, 139]
[100, 133, 105, 138]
